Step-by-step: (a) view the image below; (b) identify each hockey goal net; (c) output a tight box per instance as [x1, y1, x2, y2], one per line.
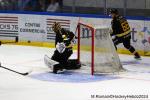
[76, 22, 123, 75]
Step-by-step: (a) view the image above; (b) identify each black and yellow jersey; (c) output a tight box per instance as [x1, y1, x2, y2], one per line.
[55, 28, 75, 48]
[111, 15, 131, 37]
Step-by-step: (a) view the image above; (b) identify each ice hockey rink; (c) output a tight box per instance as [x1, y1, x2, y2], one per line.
[0, 44, 150, 100]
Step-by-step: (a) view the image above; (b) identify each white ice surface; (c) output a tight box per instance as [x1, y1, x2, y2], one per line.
[0, 45, 150, 100]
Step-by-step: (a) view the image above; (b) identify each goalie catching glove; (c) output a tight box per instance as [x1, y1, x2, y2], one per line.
[56, 42, 66, 53]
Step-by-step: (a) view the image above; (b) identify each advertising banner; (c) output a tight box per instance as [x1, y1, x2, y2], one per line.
[0, 13, 149, 54]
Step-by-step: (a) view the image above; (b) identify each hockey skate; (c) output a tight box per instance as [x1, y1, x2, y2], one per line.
[134, 56, 142, 60]
[134, 53, 141, 60]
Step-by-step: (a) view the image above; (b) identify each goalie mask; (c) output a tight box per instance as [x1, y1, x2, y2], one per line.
[52, 22, 61, 33]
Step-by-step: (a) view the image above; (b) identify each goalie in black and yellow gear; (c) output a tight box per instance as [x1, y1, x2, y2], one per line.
[44, 22, 80, 74]
[109, 9, 141, 60]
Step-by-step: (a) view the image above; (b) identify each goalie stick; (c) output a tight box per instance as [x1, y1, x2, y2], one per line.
[0, 65, 29, 76]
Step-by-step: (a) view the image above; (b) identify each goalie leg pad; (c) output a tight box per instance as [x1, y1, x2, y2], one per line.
[64, 59, 81, 70]
[51, 50, 62, 62]
[44, 55, 58, 70]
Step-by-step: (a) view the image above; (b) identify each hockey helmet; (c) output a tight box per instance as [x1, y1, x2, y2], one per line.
[52, 22, 61, 32]
[109, 9, 119, 14]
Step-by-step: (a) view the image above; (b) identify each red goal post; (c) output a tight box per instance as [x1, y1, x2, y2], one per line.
[77, 23, 95, 75]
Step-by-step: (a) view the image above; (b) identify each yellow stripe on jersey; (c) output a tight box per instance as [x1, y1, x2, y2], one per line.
[116, 30, 131, 37]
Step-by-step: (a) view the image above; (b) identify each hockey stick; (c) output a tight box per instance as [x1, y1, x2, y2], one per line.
[0, 65, 29, 76]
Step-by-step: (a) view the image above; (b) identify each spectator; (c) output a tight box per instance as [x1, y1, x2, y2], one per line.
[24, 0, 44, 11]
[46, 0, 59, 12]
[57, 0, 63, 12]
[0, 0, 19, 10]
[18, 0, 29, 11]
[0, 0, 13, 10]
[38, 0, 45, 11]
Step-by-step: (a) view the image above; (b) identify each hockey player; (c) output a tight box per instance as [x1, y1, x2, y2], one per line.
[109, 9, 141, 60]
[45, 22, 80, 73]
